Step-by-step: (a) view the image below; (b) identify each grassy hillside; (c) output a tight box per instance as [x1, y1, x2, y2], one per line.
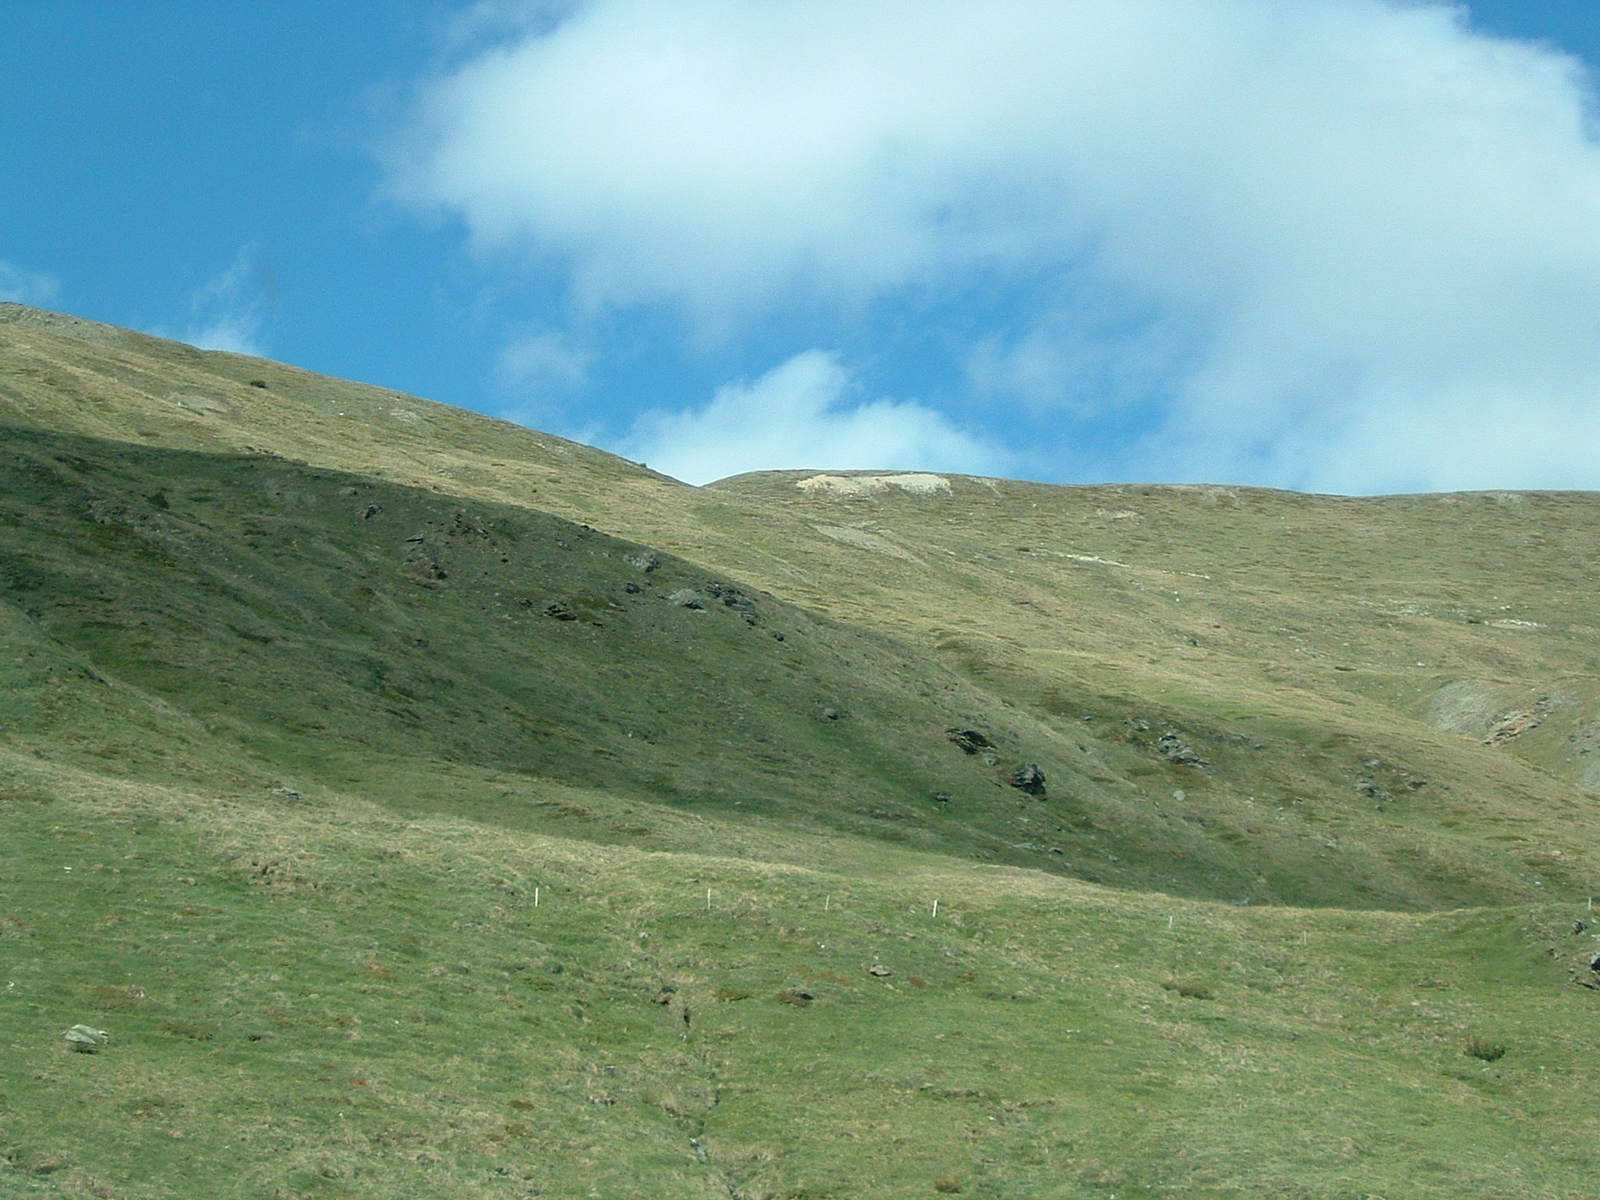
[3, 304, 1599, 1197]
[5, 751, 1598, 1199]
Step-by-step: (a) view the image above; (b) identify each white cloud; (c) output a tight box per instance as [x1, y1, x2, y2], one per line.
[496, 328, 592, 392]
[442, 0, 580, 52]
[185, 315, 265, 357]
[388, 0, 1600, 492]
[0, 260, 61, 306]
[614, 350, 1009, 484]
[492, 327, 595, 431]
[181, 248, 267, 356]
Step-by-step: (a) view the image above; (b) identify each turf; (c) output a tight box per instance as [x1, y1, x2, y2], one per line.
[2, 303, 1598, 1197]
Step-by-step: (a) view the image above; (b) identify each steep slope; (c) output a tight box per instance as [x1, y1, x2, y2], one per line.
[702, 470, 1600, 899]
[708, 468, 1600, 795]
[0, 423, 1077, 875]
[7, 305, 1600, 908]
[0, 302, 689, 525]
[2, 420, 1597, 908]
[4, 307, 1600, 1199]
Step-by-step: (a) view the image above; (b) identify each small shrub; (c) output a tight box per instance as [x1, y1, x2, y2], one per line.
[714, 987, 754, 1002]
[1162, 979, 1215, 1000]
[1464, 1034, 1507, 1062]
[933, 1178, 963, 1194]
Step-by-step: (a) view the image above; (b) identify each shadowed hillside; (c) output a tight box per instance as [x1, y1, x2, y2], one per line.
[5, 304, 1597, 910]
[3, 305, 1598, 1198]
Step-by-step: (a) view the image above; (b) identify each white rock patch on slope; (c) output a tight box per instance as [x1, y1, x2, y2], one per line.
[797, 473, 951, 498]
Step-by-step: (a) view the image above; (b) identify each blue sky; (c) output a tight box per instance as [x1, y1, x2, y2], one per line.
[5, 0, 1600, 492]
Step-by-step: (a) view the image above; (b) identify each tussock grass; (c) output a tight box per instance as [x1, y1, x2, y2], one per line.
[4, 307, 1600, 1196]
[1463, 1033, 1509, 1062]
[3, 751, 1597, 1198]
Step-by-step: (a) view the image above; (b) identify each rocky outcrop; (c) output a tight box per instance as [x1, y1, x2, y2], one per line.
[1010, 763, 1047, 797]
[946, 728, 994, 755]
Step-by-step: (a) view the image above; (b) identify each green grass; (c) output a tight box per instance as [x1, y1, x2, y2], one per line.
[3, 303, 1600, 1197]
[3, 753, 1597, 1198]
[0, 423, 1590, 911]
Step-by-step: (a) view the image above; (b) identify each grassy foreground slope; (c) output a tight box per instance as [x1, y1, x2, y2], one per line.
[2, 305, 1600, 1197]
[4, 751, 1598, 1200]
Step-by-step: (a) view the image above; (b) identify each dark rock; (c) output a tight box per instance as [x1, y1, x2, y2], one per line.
[1157, 731, 1208, 768]
[625, 551, 660, 573]
[931, 791, 952, 805]
[362, 504, 382, 520]
[447, 512, 490, 540]
[947, 728, 994, 755]
[401, 537, 448, 581]
[543, 601, 579, 621]
[623, 582, 643, 594]
[248, 379, 268, 389]
[822, 708, 844, 721]
[1010, 763, 1047, 797]
[1484, 698, 1553, 746]
[704, 582, 756, 615]
[1573, 921, 1589, 935]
